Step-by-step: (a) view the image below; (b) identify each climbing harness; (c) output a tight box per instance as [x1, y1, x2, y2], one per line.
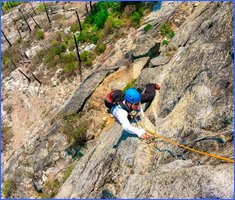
[140, 122, 234, 163]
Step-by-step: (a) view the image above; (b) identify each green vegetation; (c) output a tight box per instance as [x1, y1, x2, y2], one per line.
[123, 78, 137, 93]
[2, 1, 21, 11]
[2, 55, 11, 72]
[64, 62, 77, 73]
[62, 163, 76, 182]
[80, 51, 95, 67]
[36, 29, 45, 40]
[38, 163, 76, 198]
[95, 43, 106, 54]
[159, 23, 174, 37]
[3, 1, 153, 81]
[130, 10, 143, 27]
[162, 38, 169, 46]
[70, 23, 80, 33]
[2, 122, 13, 153]
[144, 24, 153, 32]
[43, 41, 66, 68]
[2, 179, 16, 198]
[35, 3, 45, 14]
[159, 23, 175, 46]
[62, 114, 89, 145]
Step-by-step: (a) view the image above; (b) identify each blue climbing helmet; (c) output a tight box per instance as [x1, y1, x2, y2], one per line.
[124, 88, 141, 104]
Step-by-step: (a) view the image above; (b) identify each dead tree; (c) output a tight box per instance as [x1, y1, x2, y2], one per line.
[10, 59, 17, 70]
[75, 10, 82, 31]
[18, 69, 31, 84]
[1, 29, 12, 46]
[89, 1, 93, 11]
[85, 4, 89, 14]
[29, 2, 37, 15]
[93, 3, 97, 11]
[29, 12, 41, 29]
[73, 35, 82, 82]
[43, 3, 51, 24]
[17, 27, 22, 39]
[31, 72, 42, 86]
[18, 8, 32, 32]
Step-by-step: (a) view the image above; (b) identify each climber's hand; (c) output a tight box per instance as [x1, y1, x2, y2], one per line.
[140, 133, 151, 140]
[155, 83, 161, 90]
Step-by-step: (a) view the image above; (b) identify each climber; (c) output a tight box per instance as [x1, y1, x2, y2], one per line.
[104, 83, 161, 140]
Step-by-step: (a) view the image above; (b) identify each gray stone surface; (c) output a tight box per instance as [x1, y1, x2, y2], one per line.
[132, 35, 157, 58]
[57, 2, 234, 199]
[2, 2, 234, 199]
[60, 66, 120, 116]
[150, 55, 170, 67]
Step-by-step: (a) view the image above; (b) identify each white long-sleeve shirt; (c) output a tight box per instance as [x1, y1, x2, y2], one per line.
[111, 102, 145, 137]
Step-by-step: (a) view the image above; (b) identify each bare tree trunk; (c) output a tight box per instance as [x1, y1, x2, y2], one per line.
[18, 8, 32, 32]
[30, 2, 37, 15]
[89, 1, 93, 11]
[1, 29, 12, 46]
[43, 3, 51, 24]
[73, 35, 82, 82]
[32, 73, 42, 86]
[10, 59, 17, 69]
[93, 3, 97, 11]
[17, 27, 22, 39]
[75, 10, 82, 31]
[85, 4, 89, 14]
[29, 12, 41, 29]
[18, 69, 31, 83]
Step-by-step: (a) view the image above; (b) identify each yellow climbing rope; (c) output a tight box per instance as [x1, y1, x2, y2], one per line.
[141, 124, 234, 163]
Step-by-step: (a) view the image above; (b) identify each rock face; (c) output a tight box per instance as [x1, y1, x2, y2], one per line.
[57, 2, 234, 199]
[2, 2, 233, 199]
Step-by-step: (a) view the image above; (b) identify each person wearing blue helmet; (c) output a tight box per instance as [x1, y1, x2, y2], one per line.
[105, 83, 161, 140]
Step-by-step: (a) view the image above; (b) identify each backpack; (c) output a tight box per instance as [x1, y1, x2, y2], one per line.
[104, 89, 139, 119]
[104, 89, 124, 110]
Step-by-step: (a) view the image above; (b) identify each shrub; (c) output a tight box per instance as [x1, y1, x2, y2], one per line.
[41, 178, 60, 198]
[2, 1, 21, 11]
[62, 114, 89, 145]
[52, 42, 66, 57]
[67, 37, 75, 51]
[35, 3, 45, 14]
[62, 51, 76, 63]
[43, 41, 67, 68]
[2, 179, 16, 198]
[130, 11, 142, 27]
[168, 31, 175, 39]
[38, 163, 76, 198]
[162, 39, 169, 46]
[95, 43, 106, 54]
[64, 62, 77, 73]
[94, 9, 109, 29]
[36, 29, 45, 40]
[159, 22, 174, 39]
[2, 122, 14, 153]
[62, 163, 76, 182]
[70, 23, 80, 33]
[31, 49, 47, 67]
[55, 31, 63, 42]
[80, 51, 95, 67]
[144, 24, 153, 32]
[2, 55, 11, 71]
